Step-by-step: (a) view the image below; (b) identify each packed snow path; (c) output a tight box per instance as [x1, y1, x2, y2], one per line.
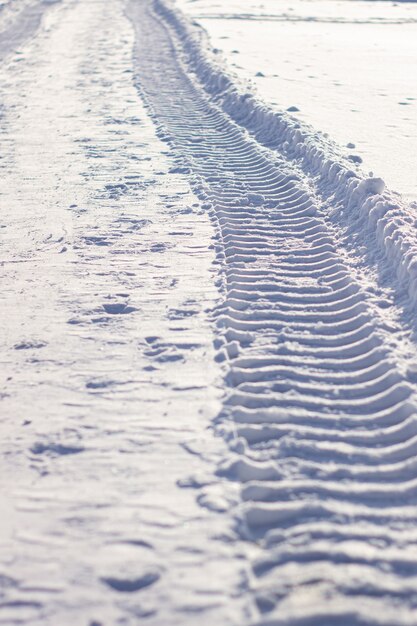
[1, 0, 417, 625]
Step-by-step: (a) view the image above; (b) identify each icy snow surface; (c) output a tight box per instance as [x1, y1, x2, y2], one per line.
[2, 0, 417, 624]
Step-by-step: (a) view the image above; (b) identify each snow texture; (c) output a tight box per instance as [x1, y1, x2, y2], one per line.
[129, 0, 417, 622]
[1, 0, 417, 624]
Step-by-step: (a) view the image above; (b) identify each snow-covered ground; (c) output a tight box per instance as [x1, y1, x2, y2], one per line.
[176, 0, 417, 202]
[2, 0, 417, 624]
[0, 1, 251, 623]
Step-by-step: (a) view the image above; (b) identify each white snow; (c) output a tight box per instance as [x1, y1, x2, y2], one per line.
[0, 0, 55, 58]
[0, 1, 252, 624]
[2, 0, 417, 624]
[155, 0, 417, 313]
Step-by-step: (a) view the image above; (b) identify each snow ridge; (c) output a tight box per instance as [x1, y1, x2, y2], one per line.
[153, 0, 417, 311]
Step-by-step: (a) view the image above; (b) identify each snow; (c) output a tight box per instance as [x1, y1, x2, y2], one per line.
[0, 0, 55, 59]
[155, 0, 417, 312]
[0, 1, 251, 623]
[176, 0, 417, 203]
[2, 0, 417, 624]
[128, 0, 417, 620]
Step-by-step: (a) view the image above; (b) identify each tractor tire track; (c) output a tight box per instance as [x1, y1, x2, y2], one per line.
[128, 1, 417, 624]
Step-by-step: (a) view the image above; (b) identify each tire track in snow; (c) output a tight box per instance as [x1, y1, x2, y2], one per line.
[0, 0, 58, 61]
[128, 2, 417, 623]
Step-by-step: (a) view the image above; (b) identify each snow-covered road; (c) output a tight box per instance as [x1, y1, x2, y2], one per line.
[2, 0, 417, 624]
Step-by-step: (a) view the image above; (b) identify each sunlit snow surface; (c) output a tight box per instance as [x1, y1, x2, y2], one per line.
[177, 0, 417, 202]
[2, 0, 417, 624]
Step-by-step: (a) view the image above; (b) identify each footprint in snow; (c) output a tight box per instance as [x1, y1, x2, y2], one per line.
[98, 543, 161, 595]
[167, 307, 199, 320]
[102, 302, 137, 315]
[113, 217, 151, 232]
[144, 343, 184, 363]
[82, 235, 112, 246]
[144, 335, 159, 344]
[30, 441, 84, 457]
[86, 379, 115, 390]
[150, 242, 168, 253]
[348, 154, 363, 164]
[14, 340, 47, 350]
[101, 570, 160, 593]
